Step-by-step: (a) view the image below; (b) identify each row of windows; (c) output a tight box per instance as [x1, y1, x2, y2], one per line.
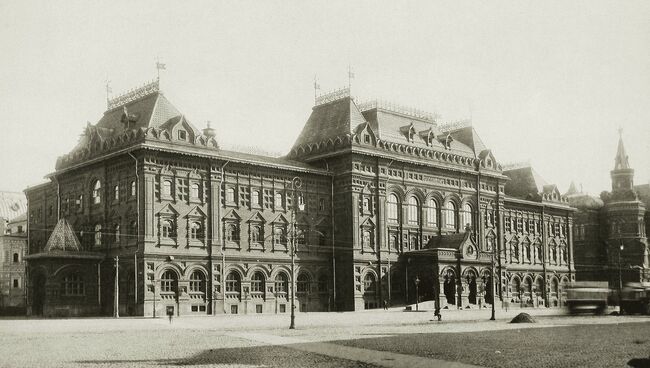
[91, 180, 137, 205]
[509, 241, 568, 264]
[504, 217, 567, 237]
[385, 194, 474, 229]
[224, 187, 326, 212]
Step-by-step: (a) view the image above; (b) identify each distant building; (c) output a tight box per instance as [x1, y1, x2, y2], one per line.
[0, 192, 27, 314]
[569, 132, 649, 287]
[24, 80, 574, 317]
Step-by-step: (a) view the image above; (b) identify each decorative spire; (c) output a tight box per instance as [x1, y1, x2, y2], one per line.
[614, 128, 631, 170]
[566, 181, 578, 195]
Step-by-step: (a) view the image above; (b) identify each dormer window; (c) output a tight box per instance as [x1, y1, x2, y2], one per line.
[178, 130, 187, 141]
[364, 134, 370, 144]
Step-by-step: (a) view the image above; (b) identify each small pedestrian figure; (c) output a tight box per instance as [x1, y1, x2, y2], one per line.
[434, 307, 442, 321]
[166, 306, 174, 324]
[383, 299, 388, 310]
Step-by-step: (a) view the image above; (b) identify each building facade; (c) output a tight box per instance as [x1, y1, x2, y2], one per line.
[24, 81, 575, 317]
[569, 133, 650, 288]
[0, 192, 27, 314]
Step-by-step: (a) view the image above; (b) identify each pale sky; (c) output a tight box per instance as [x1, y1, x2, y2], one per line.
[1, 1, 649, 195]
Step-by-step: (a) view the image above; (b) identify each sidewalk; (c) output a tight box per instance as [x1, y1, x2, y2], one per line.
[0, 304, 569, 335]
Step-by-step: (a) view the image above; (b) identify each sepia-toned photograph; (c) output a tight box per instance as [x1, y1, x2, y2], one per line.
[1, 1, 649, 367]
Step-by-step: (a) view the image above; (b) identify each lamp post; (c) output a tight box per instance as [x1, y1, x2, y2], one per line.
[114, 255, 119, 318]
[489, 248, 496, 320]
[414, 276, 420, 311]
[289, 177, 304, 329]
[618, 240, 624, 302]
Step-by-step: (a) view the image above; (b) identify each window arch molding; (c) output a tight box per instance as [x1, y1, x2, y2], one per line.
[386, 191, 402, 224]
[425, 194, 442, 228]
[459, 200, 476, 230]
[362, 271, 378, 294]
[405, 192, 423, 226]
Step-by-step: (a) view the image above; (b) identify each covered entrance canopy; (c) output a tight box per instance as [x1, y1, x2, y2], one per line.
[25, 219, 104, 317]
[398, 229, 494, 309]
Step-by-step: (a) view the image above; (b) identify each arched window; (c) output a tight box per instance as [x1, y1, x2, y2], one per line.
[410, 234, 419, 250]
[190, 183, 200, 199]
[387, 194, 399, 223]
[92, 180, 102, 204]
[161, 220, 174, 238]
[426, 199, 437, 227]
[225, 272, 241, 298]
[114, 224, 120, 244]
[113, 185, 119, 201]
[160, 270, 178, 293]
[190, 222, 202, 239]
[251, 190, 260, 207]
[226, 187, 235, 203]
[162, 180, 172, 197]
[275, 273, 288, 295]
[363, 273, 377, 294]
[62, 273, 84, 296]
[251, 272, 265, 293]
[250, 225, 261, 242]
[130, 181, 136, 197]
[362, 197, 371, 213]
[189, 271, 206, 294]
[407, 196, 420, 225]
[12, 253, 19, 263]
[274, 193, 283, 209]
[129, 220, 138, 240]
[297, 273, 310, 294]
[362, 230, 372, 248]
[273, 227, 285, 244]
[461, 203, 473, 229]
[445, 202, 457, 229]
[225, 224, 239, 242]
[94, 224, 102, 247]
[511, 239, 519, 261]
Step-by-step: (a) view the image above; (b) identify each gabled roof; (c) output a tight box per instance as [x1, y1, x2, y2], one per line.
[44, 219, 82, 252]
[424, 232, 470, 250]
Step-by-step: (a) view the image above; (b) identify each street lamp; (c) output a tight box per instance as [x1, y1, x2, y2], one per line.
[289, 177, 304, 330]
[414, 276, 420, 311]
[618, 240, 624, 302]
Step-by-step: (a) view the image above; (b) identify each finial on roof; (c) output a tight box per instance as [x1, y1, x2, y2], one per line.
[203, 120, 216, 138]
[156, 57, 166, 81]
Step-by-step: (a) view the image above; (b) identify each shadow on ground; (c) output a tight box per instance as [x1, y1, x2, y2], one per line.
[76, 344, 380, 368]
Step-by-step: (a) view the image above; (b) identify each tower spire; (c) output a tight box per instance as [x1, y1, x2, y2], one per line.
[614, 127, 630, 170]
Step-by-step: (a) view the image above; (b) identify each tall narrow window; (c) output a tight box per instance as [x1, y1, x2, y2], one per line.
[251, 190, 260, 207]
[275, 273, 288, 295]
[225, 187, 235, 203]
[114, 224, 120, 244]
[274, 193, 283, 209]
[62, 273, 84, 296]
[161, 220, 174, 238]
[130, 181, 136, 197]
[190, 222, 202, 239]
[190, 183, 200, 199]
[362, 197, 371, 213]
[445, 202, 457, 229]
[251, 272, 265, 293]
[162, 180, 172, 197]
[426, 199, 437, 227]
[297, 273, 310, 294]
[407, 196, 420, 225]
[461, 203, 473, 229]
[363, 273, 377, 294]
[92, 180, 102, 204]
[225, 272, 241, 294]
[387, 194, 399, 223]
[94, 224, 102, 247]
[113, 185, 119, 201]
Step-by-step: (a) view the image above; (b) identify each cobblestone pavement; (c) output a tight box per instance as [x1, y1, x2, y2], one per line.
[0, 308, 646, 368]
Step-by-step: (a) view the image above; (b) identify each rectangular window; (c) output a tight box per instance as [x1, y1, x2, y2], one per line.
[279, 304, 286, 313]
[319, 198, 325, 212]
[256, 305, 263, 314]
[13, 279, 19, 288]
[176, 179, 188, 202]
[230, 305, 238, 314]
[199, 305, 206, 312]
[178, 130, 187, 140]
[191, 305, 198, 312]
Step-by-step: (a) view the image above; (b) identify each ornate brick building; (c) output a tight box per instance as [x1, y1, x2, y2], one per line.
[24, 81, 575, 317]
[569, 132, 649, 288]
[0, 192, 27, 314]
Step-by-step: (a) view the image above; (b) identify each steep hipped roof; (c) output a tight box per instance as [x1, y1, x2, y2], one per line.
[44, 219, 82, 252]
[291, 97, 365, 151]
[96, 91, 187, 137]
[502, 165, 548, 200]
[634, 183, 650, 208]
[0, 191, 26, 221]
